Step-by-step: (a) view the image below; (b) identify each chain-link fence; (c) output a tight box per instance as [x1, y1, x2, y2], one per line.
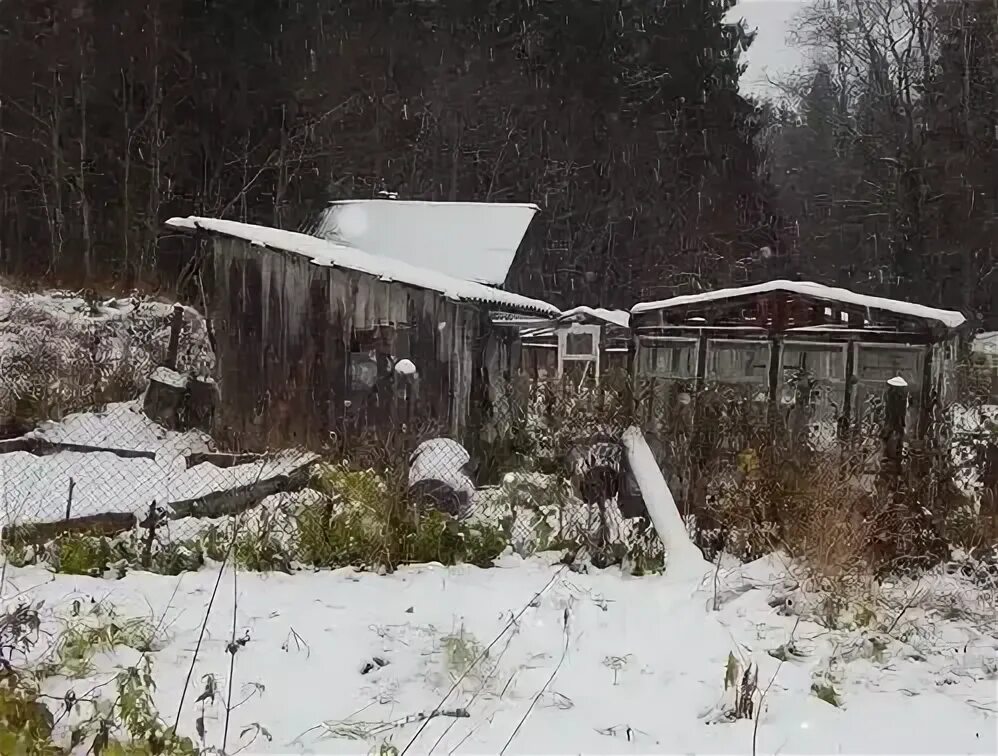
[1, 297, 996, 576]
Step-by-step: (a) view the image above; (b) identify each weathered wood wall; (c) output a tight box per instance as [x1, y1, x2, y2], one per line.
[210, 237, 485, 452]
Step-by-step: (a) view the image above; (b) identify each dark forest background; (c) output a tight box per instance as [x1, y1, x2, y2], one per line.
[0, 0, 994, 325]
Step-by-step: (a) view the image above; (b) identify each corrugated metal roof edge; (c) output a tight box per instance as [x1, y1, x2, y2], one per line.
[171, 217, 560, 318]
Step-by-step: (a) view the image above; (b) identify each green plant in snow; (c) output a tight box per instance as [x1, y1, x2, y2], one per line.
[1, 539, 32, 569]
[146, 539, 206, 576]
[0, 600, 57, 755]
[233, 510, 292, 573]
[370, 742, 400, 756]
[312, 463, 388, 509]
[623, 524, 665, 576]
[196, 523, 231, 563]
[457, 520, 508, 567]
[294, 498, 389, 568]
[299, 463, 507, 570]
[404, 511, 506, 568]
[50, 612, 159, 678]
[89, 657, 198, 756]
[298, 463, 400, 567]
[0, 599, 192, 755]
[495, 474, 576, 555]
[440, 627, 490, 694]
[49, 532, 114, 577]
[720, 652, 758, 720]
[0, 679, 59, 756]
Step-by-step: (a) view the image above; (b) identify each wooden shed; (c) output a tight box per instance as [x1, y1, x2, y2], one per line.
[166, 212, 559, 453]
[629, 280, 967, 439]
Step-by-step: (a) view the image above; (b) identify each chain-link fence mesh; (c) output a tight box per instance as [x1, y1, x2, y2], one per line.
[1, 295, 996, 575]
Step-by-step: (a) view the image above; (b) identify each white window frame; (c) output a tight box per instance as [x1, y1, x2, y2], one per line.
[705, 338, 772, 384]
[637, 336, 699, 379]
[557, 323, 601, 379]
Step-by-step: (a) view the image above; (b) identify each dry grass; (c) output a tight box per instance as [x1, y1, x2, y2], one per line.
[697, 431, 970, 584]
[0, 285, 212, 430]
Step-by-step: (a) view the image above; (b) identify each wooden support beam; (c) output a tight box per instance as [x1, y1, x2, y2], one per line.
[839, 341, 857, 439]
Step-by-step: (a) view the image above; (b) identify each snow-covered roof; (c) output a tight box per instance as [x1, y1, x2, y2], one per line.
[165, 217, 559, 317]
[558, 306, 630, 329]
[307, 200, 539, 286]
[631, 280, 966, 330]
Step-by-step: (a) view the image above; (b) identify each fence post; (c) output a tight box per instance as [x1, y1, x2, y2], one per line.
[165, 304, 185, 370]
[983, 442, 998, 540]
[881, 376, 909, 481]
[141, 501, 159, 568]
[65, 477, 75, 521]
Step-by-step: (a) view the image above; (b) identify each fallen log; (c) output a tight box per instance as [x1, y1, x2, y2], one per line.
[2, 512, 137, 545]
[166, 458, 317, 519]
[184, 451, 267, 469]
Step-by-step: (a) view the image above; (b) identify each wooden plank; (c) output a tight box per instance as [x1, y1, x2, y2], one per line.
[0, 437, 157, 460]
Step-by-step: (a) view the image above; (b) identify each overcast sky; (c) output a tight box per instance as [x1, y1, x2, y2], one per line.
[726, 0, 810, 99]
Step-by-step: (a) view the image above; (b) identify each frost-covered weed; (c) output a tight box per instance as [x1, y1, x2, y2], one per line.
[0, 599, 195, 755]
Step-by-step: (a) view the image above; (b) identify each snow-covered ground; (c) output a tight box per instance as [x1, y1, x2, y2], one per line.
[3, 554, 995, 754]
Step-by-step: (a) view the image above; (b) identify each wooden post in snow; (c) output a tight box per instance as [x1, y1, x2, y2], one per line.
[881, 376, 909, 482]
[165, 304, 184, 370]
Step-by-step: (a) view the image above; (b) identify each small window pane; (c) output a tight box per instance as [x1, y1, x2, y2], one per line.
[640, 341, 696, 378]
[565, 332, 595, 356]
[782, 344, 845, 382]
[857, 346, 921, 386]
[707, 341, 769, 382]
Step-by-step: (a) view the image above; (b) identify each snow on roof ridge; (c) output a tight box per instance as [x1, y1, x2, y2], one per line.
[631, 279, 966, 329]
[328, 199, 540, 210]
[558, 306, 631, 329]
[166, 216, 560, 317]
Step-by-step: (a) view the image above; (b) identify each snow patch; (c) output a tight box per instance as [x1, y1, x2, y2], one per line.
[30, 401, 210, 458]
[558, 306, 630, 329]
[394, 358, 417, 376]
[150, 366, 188, 389]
